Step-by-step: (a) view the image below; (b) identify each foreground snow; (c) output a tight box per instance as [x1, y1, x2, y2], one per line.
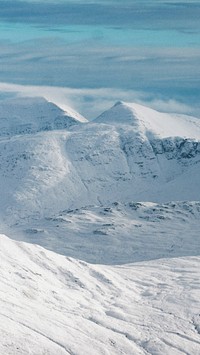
[0, 234, 199, 355]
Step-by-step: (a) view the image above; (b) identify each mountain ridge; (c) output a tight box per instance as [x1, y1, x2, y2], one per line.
[0, 96, 87, 137]
[95, 100, 200, 140]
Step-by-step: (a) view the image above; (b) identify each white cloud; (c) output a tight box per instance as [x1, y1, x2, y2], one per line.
[0, 82, 199, 120]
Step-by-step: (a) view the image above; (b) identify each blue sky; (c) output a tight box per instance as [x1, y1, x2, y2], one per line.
[0, 0, 199, 117]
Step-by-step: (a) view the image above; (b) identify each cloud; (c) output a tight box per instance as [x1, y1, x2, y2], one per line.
[0, 37, 199, 103]
[0, 35, 199, 120]
[0, 1, 199, 115]
[0, 82, 199, 120]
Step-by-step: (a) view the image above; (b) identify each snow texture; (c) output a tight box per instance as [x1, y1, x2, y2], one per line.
[0, 234, 200, 355]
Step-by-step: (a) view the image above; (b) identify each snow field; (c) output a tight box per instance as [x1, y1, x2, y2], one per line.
[0, 234, 200, 355]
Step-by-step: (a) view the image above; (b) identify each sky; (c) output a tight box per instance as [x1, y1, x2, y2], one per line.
[0, 0, 199, 118]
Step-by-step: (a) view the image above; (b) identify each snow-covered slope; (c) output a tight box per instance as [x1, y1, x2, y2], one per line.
[10, 200, 200, 264]
[0, 234, 200, 355]
[0, 96, 87, 136]
[64, 123, 200, 203]
[95, 101, 200, 139]
[1, 125, 200, 226]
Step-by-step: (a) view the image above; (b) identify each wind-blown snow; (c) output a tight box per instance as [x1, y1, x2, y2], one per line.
[0, 234, 199, 355]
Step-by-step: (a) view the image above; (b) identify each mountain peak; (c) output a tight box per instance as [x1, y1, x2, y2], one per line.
[95, 100, 140, 126]
[94, 101, 200, 139]
[0, 96, 87, 137]
[113, 100, 125, 107]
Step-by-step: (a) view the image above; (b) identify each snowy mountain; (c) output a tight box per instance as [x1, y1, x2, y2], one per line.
[0, 234, 200, 355]
[0, 98, 199, 253]
[0, 97, 200, 354]
[95, 101, 200, 139]
[0, 96, 87, 136]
